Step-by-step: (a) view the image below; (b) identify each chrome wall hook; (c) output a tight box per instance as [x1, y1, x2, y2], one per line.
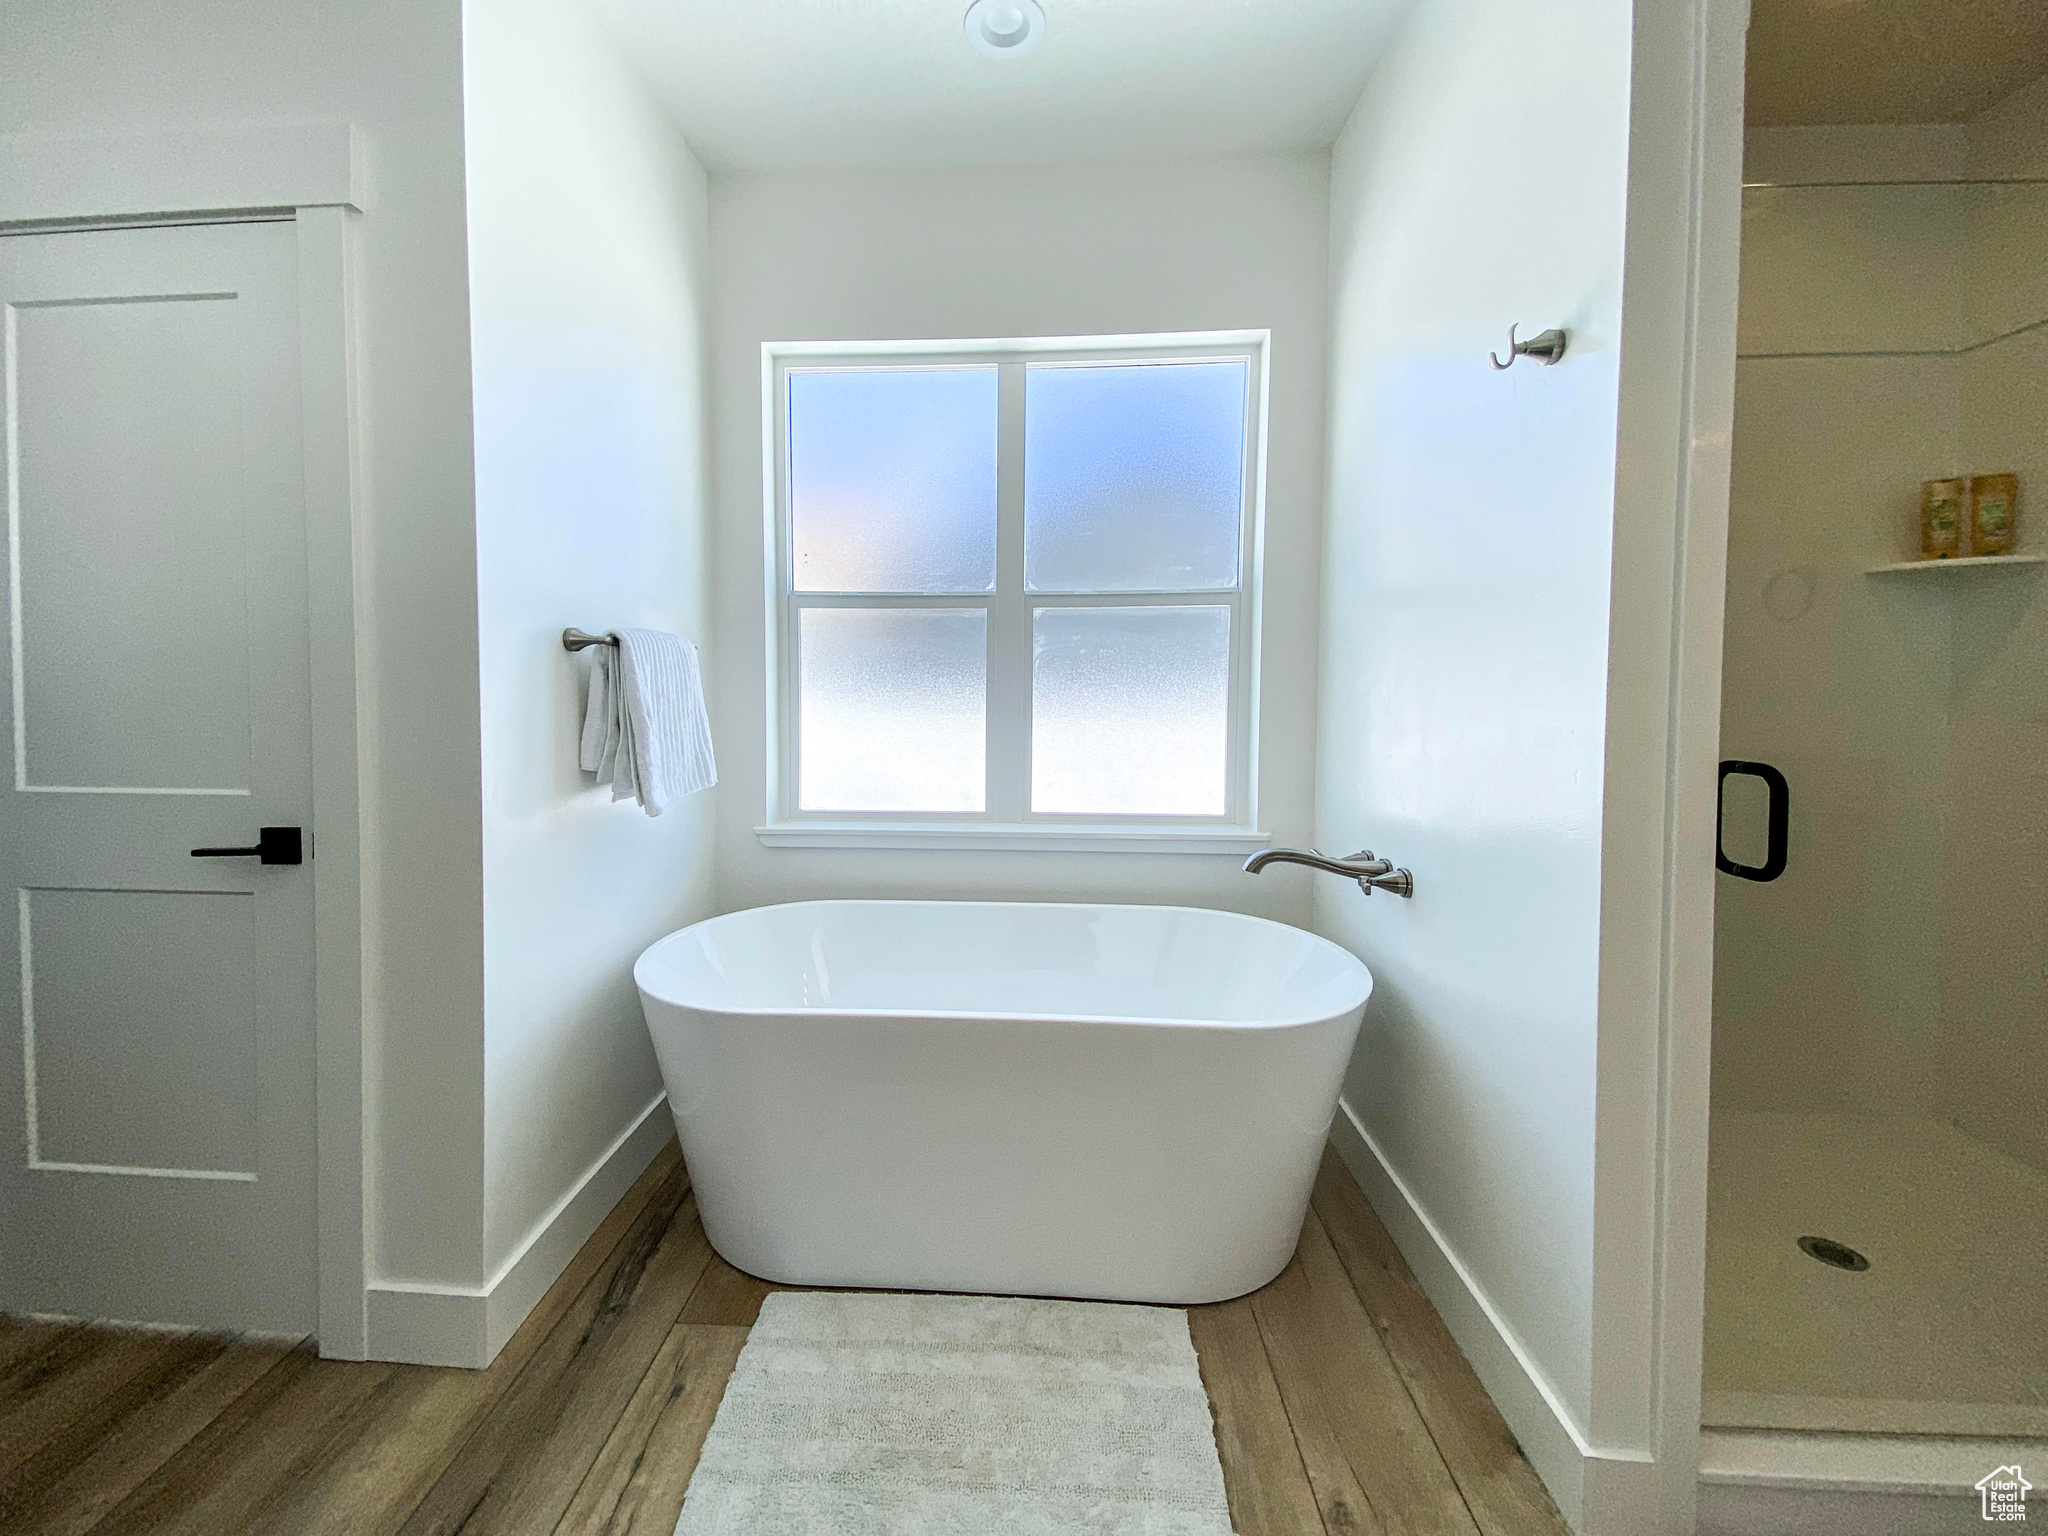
[1490, 324, 1568, 370]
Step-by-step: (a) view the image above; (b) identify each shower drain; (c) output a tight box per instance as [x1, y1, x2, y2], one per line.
[1798, 1235, 1870, 1272]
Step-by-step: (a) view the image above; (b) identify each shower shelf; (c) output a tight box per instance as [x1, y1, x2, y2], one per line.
[1864, 554, 2045, 575]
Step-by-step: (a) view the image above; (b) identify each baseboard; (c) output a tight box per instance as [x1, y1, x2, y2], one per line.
[363, 1092, 673, 1368]
[1327, 1097, 1655, 1535]
[364, 1278, 489, 1370]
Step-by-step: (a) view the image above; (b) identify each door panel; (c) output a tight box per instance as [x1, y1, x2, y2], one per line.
[25, 886, 259, 1175]
[0, 220, 315, 1335]
[14, 292, 255, 793]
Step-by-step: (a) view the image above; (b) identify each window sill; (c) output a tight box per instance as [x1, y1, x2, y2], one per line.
[754, 822, 1272, 855]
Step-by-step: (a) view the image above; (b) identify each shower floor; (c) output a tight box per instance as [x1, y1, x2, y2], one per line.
[1704, 1109, 2048, 1437]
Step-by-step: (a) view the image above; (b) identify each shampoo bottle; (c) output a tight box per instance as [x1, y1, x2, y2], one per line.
[1968, 473, 2020, 557]
[1921, 478, 1966, 559]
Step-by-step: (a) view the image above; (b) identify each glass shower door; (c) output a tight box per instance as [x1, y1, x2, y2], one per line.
[1704, 168, 2048, 1438]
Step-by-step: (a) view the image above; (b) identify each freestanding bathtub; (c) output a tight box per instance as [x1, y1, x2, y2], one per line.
[634, 900, 1371, 1305]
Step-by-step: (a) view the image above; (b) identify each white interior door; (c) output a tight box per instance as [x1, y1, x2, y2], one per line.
[0, 220, 316, 1336]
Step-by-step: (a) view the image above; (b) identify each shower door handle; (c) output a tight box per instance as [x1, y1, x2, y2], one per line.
[1716, 761, 1788, 882]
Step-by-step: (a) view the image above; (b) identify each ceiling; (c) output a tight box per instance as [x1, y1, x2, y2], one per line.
[582, 0, 1411, 173]
[1746, 0, 2048, 125]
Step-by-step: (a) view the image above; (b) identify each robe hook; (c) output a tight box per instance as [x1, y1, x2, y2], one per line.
[1490, 323, 1568, 370]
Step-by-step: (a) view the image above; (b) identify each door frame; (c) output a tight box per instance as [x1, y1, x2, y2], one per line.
[1610, 0, 1749, 1529]
[1, 122, 373, 1358]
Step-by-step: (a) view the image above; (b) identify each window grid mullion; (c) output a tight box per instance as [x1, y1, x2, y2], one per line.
[775, 360, 798, 822]
[1020, 590, 1242, 605]
[789, 592, 996, 607]
[986, 361, 1030, 821]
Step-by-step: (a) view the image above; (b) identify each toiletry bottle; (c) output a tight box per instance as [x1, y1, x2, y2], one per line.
[1921, 478, 1966, 559]
[1968, 473, 2019, 557]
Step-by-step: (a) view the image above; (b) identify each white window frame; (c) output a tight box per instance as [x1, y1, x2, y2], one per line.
[756, 330, 1271, 853]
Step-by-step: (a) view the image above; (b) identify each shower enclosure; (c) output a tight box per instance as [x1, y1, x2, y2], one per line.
[1706, 96, 2048, 1443]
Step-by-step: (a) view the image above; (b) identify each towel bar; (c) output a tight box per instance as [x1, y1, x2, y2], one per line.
[562, 628, 618, 652]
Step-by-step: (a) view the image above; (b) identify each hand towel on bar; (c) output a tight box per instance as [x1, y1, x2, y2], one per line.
[578, 628, 715, 816]
[578, 642, 635, 802]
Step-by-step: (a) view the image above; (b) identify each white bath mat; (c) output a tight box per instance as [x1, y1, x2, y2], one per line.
[673, 1290, 1237, 1536]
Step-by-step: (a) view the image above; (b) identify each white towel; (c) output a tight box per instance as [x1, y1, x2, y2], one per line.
[577, 628, 715, 816]
[578, 643, 633, 800]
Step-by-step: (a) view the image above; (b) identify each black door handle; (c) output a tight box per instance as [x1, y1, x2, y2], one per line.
[1716, 762, 1787, 882]
[191, 826, 305, 866]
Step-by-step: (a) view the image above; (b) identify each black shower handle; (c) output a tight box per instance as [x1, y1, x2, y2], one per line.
[1716, 761, 1788, 883]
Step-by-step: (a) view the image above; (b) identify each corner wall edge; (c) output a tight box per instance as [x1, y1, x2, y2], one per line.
[1328, 1097, 1655, 1534]
[363, 1093, 672, 1368]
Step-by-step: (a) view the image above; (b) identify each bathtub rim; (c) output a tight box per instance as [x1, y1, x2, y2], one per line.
[633, 896, 1373, 1032]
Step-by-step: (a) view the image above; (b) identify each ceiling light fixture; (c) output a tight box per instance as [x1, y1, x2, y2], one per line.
[964, 0, 1045, 58]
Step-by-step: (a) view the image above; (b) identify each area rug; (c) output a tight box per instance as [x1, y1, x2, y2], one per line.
[673, 1290, 1237, 1535]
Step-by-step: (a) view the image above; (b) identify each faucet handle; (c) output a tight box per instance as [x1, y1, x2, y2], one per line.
[1360, 867, 1415, 898]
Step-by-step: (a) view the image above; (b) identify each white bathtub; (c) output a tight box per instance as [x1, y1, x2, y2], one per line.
[634, 900, 1371, 1305]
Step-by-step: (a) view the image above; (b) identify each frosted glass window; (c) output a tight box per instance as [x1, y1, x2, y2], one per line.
[773, 337, 1264, 833]
[798, 608, 987, 812]
[1025, 361, 1247, 592]
[1032, 606, 1230, 816]
[789, 368, 997, 592]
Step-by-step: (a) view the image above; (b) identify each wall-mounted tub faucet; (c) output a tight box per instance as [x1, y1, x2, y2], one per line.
[1243, 847, 1415, 898]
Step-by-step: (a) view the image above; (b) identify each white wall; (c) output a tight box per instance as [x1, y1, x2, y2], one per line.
[1313, 0, 1744, 1526]
[462, 0, 716, 1330]
[1947, 81, 2048, 1176]
[1945, 285, 2048, 1177]
[0, 0, 492, 1299]
[704, 155, 1331, 921]
[3, 0, 721, 1362]
[1316, 0, 1631, 1459]
[1967, 71, 2048, 180]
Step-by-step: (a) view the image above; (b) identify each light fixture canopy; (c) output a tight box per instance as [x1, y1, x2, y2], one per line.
[964, 0, 1045, 58]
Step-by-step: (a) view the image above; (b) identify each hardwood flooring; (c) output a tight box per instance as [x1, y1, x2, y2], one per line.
[0, 1145, 1570, 1536]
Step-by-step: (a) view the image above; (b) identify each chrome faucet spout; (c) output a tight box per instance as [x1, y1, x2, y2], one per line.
[1243, 847, 1390, 878]
[1242, 846, 1414, 898]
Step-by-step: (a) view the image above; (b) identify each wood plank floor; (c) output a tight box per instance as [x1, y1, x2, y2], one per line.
[0, 1145, 1570, 1536]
